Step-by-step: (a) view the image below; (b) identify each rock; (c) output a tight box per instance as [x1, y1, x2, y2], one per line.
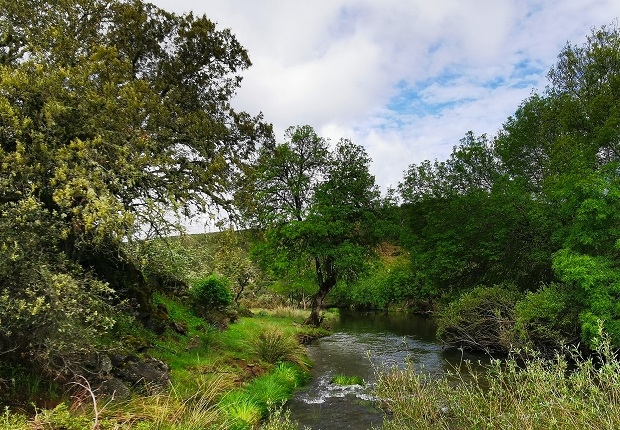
[185, 335, 201, 351]
[97, 353, 113, 376]
[95, 377, 131, 400]
[109, 354, 126, 368]
[157, 302, 169, 315]
[116, 356, 171, 389]
[237, 307, 254, 317]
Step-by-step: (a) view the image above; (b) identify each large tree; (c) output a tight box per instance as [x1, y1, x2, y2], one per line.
[0, 0, 271, 376]
[245, 126, 381, 325]
[399, 22, 620, 349]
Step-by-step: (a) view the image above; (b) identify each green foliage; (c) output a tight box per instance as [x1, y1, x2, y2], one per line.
[400, 133, 556, 301]
[377, 326, 620, 430]
[333, 255, 417, 310]
[0, 408, 27, 429]
[436, 284, 522, 353]
[0, 0, 270, 379]
[191, 275, 233, 311]
[331, 374, 365, 386]
[514, 283, 582, 352]
[396, 22, 620, 351]
[244, 126, 382, 325]
[32, 403, 93, 430]
[553, 248, 620, 347]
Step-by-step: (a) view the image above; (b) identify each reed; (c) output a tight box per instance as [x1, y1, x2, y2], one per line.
[376, 326, 620, 429]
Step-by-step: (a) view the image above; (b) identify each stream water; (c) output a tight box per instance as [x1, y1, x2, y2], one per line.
[287, 310, 490, 430]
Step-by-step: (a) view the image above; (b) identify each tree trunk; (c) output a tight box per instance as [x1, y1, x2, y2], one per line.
[305, 287, 329, 326]
[304, 256, 336, 326]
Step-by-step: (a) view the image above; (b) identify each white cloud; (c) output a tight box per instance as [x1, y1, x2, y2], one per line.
[150, 0, 620, 192]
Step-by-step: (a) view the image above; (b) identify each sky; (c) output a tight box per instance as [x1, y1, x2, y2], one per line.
[150, 0, 620, 192]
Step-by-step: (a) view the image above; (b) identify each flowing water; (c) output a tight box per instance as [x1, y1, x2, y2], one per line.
[287, 310, 490, 430]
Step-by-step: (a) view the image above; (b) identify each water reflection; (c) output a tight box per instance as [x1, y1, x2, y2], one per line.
[287, 310, 490, 430]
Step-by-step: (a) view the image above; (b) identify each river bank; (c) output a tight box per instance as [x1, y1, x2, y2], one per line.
[0, 302, 333, 430]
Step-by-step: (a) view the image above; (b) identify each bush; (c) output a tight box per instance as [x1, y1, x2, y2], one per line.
[190, 275, 233, 311]
[436, 284, 522, 353]
[515, 283, 581, 353]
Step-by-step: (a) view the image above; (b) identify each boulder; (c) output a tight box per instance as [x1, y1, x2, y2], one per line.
[116, 356, 171, 389]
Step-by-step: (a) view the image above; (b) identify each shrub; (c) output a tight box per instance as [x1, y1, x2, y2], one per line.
[376, 325, 620, 430]
[436, 284, 522, 353]
[515, 283, 581, 353]
[259, 406, 305, 430]
[190, 274, 233, 311]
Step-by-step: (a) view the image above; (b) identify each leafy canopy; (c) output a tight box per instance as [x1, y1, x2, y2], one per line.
[0, 0, 270, 376]
[244, 125, 381, 324]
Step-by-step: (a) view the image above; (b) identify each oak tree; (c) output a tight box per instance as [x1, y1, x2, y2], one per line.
[0, 0, 271, 375]
[247, 126, 381, 325]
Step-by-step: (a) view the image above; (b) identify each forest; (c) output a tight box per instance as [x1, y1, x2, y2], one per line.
[2, 0, 620, 428]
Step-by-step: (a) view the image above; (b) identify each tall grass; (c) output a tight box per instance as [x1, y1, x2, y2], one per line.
[219, 363, 308, 429]
[376, 326, 620, 429]
[249, 328, 310, 370]
[10, 374, 233, 430]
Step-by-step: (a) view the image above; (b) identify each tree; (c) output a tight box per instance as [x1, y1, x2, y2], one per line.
[401, 22, 620, 350]
[246, 126, 381, 325]
[399, 132, 554, 298]
[213, 227, 259, 305]
[0, 0, 271, 376]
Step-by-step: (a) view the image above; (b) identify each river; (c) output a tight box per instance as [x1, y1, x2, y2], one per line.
[287, 310, 489, 430]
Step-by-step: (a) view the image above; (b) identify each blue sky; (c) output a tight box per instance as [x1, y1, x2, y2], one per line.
[150, 0, 620, 193]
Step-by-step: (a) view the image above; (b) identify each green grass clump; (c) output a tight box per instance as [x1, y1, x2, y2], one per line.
[250, 328, 310, 370]
[376, 326, 620, 430]
[331, 374, 365, 386]
[219, 391, 263, 430]
[219, 363, 309, 428]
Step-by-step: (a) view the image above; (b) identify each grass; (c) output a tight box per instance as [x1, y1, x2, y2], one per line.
[250, 328, 310, 370]
[376, 325, 620, 429]
[0, 365, 64, 410]
[217, 363, 309, 429]
[331, 374, 365, 386]
[0, 303, 315, 430]
[219, 391, 263, 429]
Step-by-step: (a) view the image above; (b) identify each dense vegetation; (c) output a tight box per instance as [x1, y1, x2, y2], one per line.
[3, 0, 620, 427]
[390, 23, 620, 354]
[376, 327, 620, 429]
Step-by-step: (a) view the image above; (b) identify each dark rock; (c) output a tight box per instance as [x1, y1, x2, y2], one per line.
[237, 307, 254, 317]
[109, 354, 126, 367]
[95, 377, 131, 400]
[97, 353, 113, 376]
[157, 302, 169, 315]
[116, 356, 171, 389]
